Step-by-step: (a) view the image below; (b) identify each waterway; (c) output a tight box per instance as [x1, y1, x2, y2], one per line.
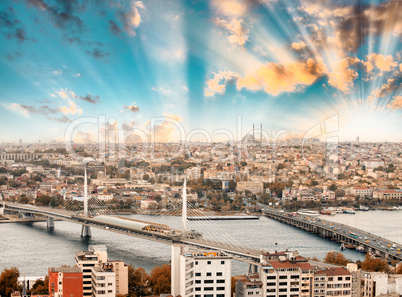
[1, 210, 401, 276]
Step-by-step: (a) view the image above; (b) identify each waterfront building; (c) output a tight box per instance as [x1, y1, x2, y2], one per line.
[75, 250, 100, 296]
[48, 266, 83, 297]
[91, 263, 116, 297]
[237, 181, 264, 194]
[313, 267, 352, 297]
[171, 246, 232, 297]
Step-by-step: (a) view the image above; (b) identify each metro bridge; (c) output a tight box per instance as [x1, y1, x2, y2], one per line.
[1, 175, 262, 264]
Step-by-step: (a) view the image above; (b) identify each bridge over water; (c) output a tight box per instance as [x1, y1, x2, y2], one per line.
[263, 208, 402, 262]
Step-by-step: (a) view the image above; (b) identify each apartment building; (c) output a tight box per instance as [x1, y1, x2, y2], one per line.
[235, 273, 263, 297]
[237, 181, 264, 194]
[351, 187, 372, 198]
[362, 272, 389, 297]
[75, 250, 100, 297]
[109, 260, 128, 296]
[314, 267, 352, 297]
[171, 246, 232, 297]
[48, 266, 83, 297]
[91, 263, 116, 297]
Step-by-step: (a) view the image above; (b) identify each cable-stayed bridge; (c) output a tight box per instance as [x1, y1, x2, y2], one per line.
[1, 177, 262, 264]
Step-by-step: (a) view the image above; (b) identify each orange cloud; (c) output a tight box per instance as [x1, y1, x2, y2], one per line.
[292, 41, 307, 50]
[213, 18, 249, 46]
[364, 53, 397, 73]
[388, 96, 402, 110]
[204, 71, 240, 97]
[236, 58, 326, 95]
[327, 58, 359, 93]
[210, 0, 248, 17]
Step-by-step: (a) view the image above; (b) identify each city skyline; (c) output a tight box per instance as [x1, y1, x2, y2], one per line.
[0, 0, 401, 143]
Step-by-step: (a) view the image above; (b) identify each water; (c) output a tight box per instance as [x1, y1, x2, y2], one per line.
[2, 210, 399, 277]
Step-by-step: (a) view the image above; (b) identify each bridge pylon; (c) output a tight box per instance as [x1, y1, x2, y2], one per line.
[81, 162, 91, 237]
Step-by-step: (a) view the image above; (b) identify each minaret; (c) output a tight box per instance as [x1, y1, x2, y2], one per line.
[260, 123, 262, 144]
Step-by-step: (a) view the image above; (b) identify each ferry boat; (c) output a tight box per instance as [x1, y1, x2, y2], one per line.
[320, 209, 336, 215]
[339, 243, 346, 251]
[359, 205, 369, 211]
[297, 209, 320, 216]
[343, 208, 356, 214]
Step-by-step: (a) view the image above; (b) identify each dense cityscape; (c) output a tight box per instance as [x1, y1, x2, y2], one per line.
[1, 0, 402, 296]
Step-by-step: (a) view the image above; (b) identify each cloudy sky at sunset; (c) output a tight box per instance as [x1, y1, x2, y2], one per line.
[0, 0, 401, 143]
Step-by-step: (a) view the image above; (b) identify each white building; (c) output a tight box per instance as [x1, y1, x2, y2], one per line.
[351, 187, 372, 198]
[171, 246, 232, 297]
[91, 263, 116, 297]
[237, 181, 264, 194]
[75, 251, 100, 297]
[314, 267, 352, 297]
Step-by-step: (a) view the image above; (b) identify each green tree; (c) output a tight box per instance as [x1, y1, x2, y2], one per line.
[0, 267, 21, 297]
[329, 184, 337, 191]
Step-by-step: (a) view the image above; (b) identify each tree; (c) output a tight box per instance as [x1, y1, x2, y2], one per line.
[148, 264, 171, 295]
[0, 267, 21, 297]
[324, 251, 348, 266]
[127, 265, 149, 297]
[361, 254, 389, 272]
[28, 276, 49, 294]
[329, 184, 337, 191]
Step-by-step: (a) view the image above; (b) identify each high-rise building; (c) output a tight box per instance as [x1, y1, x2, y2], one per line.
[75, 250, 100, 296]
[48, 266, 83, 297]
[91, 263, 116, 297]
[171, 246, 232, 297]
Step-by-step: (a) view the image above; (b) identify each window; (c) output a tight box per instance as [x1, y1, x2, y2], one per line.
[196, 261, 198, 265]
[195, 280, 201, 284]
[204, 287, 214, 291]
[207, 261, 211, 264]
[267, 282, 276, 286]
[221, 261, 225, 264]
[108, 290, 112, 293]
[291, 288, 299, 292]
[217, 295, 225, 297]
[204, 295, 213, 297]
[195, 287, 201, 291]
[346, 277, 351, 280]
[217, 287, 225, 291]
[328, 277, 333, 281]
[108, 283, 112, 286]
[196, 295, 201, 297]
[267, 276, 276, 279]
[279, 282, 287, 286]
[97, 291, 106, 294]
[217, 272, 223, 276]
[217, 280, 225, 283]
[204, 280, 213, 284]
[279, 288, 287, 292]
[196, 273, 201, 277]
[280, 275, 287, 279]
[338, 277, 343, 281]
[207, 272, 212, 276]
[291, 275, 299, 279]
[267, 289, 275, 293]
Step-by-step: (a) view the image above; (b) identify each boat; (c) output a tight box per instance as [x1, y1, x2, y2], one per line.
[320, 209, 336, 215]
[359, 205, 369, 211]
[356, 245, 366, 253]
[339, 243, 346, 251]
[343, 208, 356, 214]
[344, 244, 355, 249]
[297, 209, 320, 216]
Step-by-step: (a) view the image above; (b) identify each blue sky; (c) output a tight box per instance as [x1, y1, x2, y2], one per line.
[0, 0, 401, 143]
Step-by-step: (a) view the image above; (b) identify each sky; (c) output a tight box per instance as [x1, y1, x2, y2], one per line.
[0, 0, 401, 144]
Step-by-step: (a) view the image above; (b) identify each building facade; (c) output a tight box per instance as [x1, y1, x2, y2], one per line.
[48, 266, 83, 297]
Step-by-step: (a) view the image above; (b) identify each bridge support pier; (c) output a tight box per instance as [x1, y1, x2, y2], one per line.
[171, 244, 181, 297]
[47, 217, 54, 228]
[248, 263, 259, 274]
[81, 225, 91, 237]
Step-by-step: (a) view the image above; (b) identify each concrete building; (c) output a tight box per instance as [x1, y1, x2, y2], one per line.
[171, 246, 232, 297]
[235, 273, 263, 297]
[351, 187, 372, 198]
[363, 272, 389, 297]
[91, 263, 116, 297]
[48, 266, 83, 297]
[373, 190, 402, 200]
[347, 263, 361, 297]
[75, 251, 100, 296]
[237, 181, 264, 194]
[314, 267, 352, 297]
[109, 260, 128, 296]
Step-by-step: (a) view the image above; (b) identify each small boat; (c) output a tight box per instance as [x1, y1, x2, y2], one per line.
[344, 244, 355, 249]
[298, 209, 320, 216]
[343, 208, 356, 214]
[356, 245, 366, 253]
[339, 243, 346, 250]
[359, 205, 369, 211]
[321, 209, 336, 215]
